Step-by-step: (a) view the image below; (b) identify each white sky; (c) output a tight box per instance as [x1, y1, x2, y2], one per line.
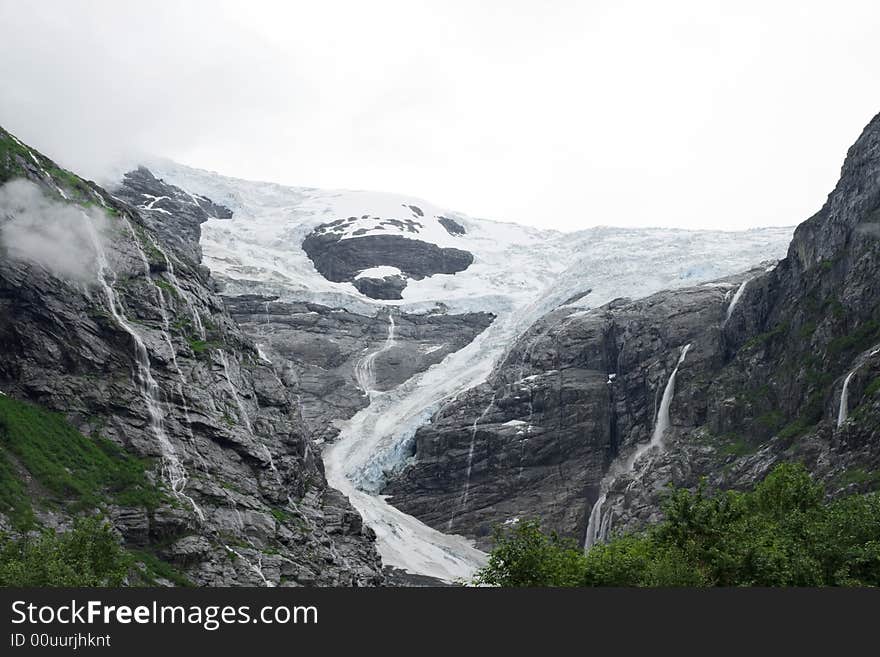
[1, 0, 879, 231]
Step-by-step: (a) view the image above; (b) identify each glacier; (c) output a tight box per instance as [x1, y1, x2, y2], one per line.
[142, 160, 795, 581]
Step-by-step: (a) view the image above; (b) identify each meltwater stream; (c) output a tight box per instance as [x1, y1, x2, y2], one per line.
[322, 283, 610, 581]
[83, 212, 203, 520]
[354, 311, 397, 398]
[584, 343, 692, 549]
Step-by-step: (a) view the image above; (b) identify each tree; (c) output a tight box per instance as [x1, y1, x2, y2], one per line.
[474, 463, 880, 587]
[0, 516, 131, 586]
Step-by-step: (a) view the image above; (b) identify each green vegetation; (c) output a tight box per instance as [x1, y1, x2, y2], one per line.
[719, 434, 758, 457]
[740, 322, 789, 352]
[864, 376, 880, 398]
[0, 517, 191, 587]
[828, 298, 846, 320]
[836, 468, 880, 488]
[0, 395, 165, 529]
[130, 549, 193, 587]
[46, 163, 93, 201]
[797, 321, 817, 339]
[777, 416, 816, 442]
[475, 464, 880, 587]
[155, 278, 180, 299]
[756, 410, 784, 432]
[0, 448, 33, 529]
[188, 338, 222, 356]
[0, 132, 29, 182]
[828, 319, 880, 357]
[0, 517, 131, 586]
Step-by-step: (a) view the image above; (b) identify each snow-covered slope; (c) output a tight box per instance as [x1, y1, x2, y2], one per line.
[142, 160, 795, 581]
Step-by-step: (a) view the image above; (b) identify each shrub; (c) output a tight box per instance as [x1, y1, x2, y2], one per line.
[0, 517, 131, 586]
[475, 463, 880, 587]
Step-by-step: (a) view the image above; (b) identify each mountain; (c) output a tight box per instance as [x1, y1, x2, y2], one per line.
[6, 110, 871, 586]
[386, 113, 880, 550]
[0, 128, 382, 586]
[138, 158, 793, 580]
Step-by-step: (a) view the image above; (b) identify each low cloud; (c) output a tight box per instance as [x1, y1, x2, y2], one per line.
[0, 179, 110, 283]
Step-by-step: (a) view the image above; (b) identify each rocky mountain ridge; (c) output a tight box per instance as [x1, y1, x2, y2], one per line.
[385, 113, 880, 549]
[0, 128, 383, 586]
[1, 109, 845, 584]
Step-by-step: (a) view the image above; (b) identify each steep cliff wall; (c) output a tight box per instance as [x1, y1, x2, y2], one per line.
[386, 113, 880, 549]
[0, 129, 383, 586]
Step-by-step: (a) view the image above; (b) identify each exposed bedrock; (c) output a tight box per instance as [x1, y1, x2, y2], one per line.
[386, 112, 880, 549]
[222, 295, 495, 443]
[302, 229, 474, 299]
[384, 277, 748, 548]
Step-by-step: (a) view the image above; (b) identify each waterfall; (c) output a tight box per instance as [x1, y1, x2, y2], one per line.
[218, 350, 253, 433]
[217, 350, 281, 586]
[625, 343, 691, 469]
[585, 343, 692, 548]
[82, 213, 203, 520]
[516, 337, 541, 480]
[218, 350, 284, 488]
[583, 492, 607, 548]
[8, 135, 69, 200]
[256, 344, 272, 363]
[837, 368, 857, 428]
[448, 393, 497, 531]
[224, 507, 275, 587]
[140, 234, 210, 475]
[354, 310, 396, 398]
[461, 396, 496, 507]
[147, 233, 206, 339]
[723, 278, 750, 325]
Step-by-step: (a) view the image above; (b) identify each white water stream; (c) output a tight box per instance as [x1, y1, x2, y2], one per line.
[584, 343, 692, 549]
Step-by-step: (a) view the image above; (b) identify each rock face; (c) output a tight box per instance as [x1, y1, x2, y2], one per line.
[301, 212, 474, 300]
[438, 216, 466, 235]
[221, 296, 494, 443]
[384, 273, 758, 546]
[0, 128, 383, 586]
[386, 113, 880, 549]
[5, 110, 878, 583]
[116, 167, 232, 264]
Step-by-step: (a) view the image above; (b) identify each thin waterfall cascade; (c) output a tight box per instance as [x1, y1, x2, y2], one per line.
[8, 135, 69, 200]
[256, 344, 272, 363]
[354, 311, 397, 398]
[224, 507, 274, 587]
[218, 350, 254, 433]
[218, 349, 283, 486]
[838, 368, 857, 428]
[140, 236, 210, 475]
[585, 343, 692, 549]
[723, 278, 751, 325]
[650, 344, 692, 444]
[223, 544, 273, 586]
[146, 233, 206, 339]
[82, 212, 203, 521]
[215, 350, 286, 585]
[583, 491, 607, 548]
[447, 393, 497, 531]
[256, 303, 274, 362]
[835, 344, 880, 428]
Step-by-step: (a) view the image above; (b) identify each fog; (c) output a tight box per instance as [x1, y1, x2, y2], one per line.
[0, 179, 109, 283]
[1, 1, 880, 231]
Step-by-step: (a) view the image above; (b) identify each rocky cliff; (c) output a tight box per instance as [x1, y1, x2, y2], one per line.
[385, 113, 880, 549]
[301, 208, 475, 300]
[220, 296, 493, 443]
[0, 128, 383, 586]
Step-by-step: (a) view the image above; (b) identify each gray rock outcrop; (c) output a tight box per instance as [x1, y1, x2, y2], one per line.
[0, 129, 383, 586]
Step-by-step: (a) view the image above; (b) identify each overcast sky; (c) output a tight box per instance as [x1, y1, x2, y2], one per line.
[1, 1, 879, 231]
